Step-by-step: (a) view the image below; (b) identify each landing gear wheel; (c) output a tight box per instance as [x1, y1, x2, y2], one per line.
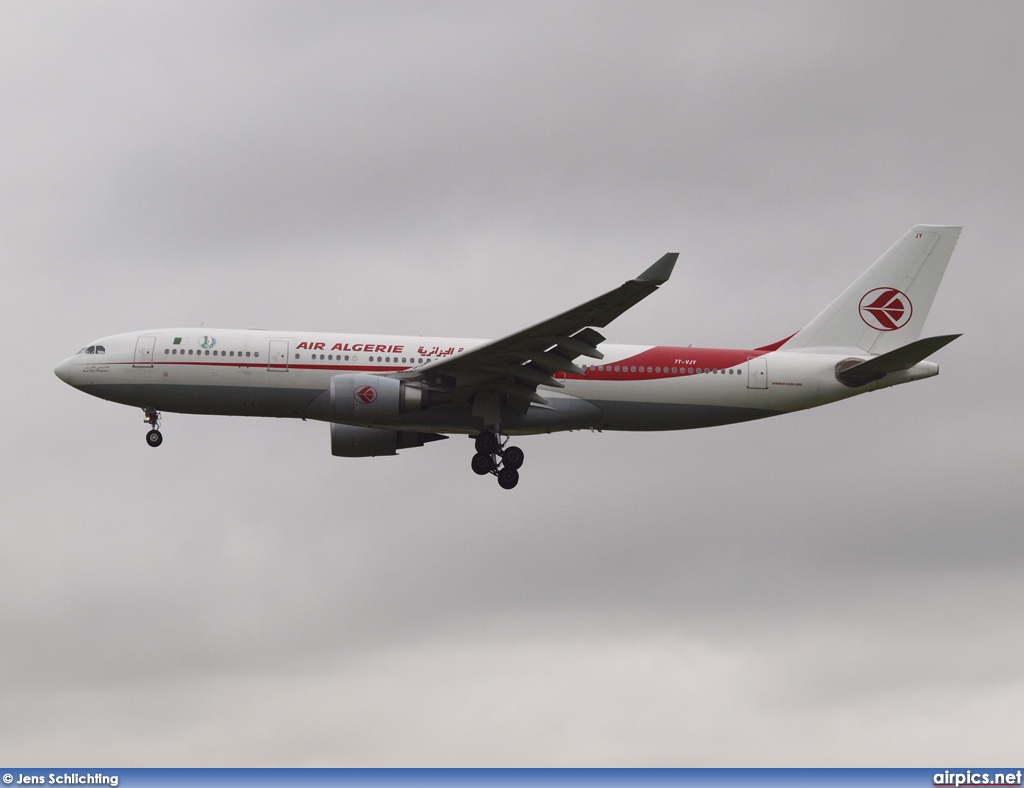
[502, 445, 524, 470]
[497, 467, 519, 490]
[475, 431, 499, 453]
[471, 452, 494, 475]
[146, 429, 163, 447]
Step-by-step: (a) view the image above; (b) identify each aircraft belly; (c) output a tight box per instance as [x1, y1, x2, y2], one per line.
[81, 382, 324, 418]
[330, 395, 603, 436]
[588, 400, 780, 431]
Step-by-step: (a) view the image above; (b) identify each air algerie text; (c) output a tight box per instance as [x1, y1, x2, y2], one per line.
[296, 342, 405, 353]
[294, 341, 465, 358]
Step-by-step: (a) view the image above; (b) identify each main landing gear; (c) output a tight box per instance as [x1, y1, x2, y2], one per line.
[143, 407, 163, 447]
[471, 430, 525, 490]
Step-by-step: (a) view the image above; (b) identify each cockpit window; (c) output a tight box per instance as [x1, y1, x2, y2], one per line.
[94, 345, 105, 354]
[76, 345, 105, 355]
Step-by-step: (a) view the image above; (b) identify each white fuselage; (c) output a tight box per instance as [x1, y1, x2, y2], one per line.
[54, 327, 939, 435]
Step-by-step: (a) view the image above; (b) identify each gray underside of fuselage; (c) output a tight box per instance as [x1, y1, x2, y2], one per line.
[83, 382, 322, 419]
[81, 383, 781, 434]
[590, 400, 779, 431]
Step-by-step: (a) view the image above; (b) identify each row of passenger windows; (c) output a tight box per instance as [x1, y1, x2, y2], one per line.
[296, 354, 423, 364]
[165, 349, 259, 357]
[582, 364, 741, 375]
[157, 347, 739, 375]
[161, 349, 422, 364]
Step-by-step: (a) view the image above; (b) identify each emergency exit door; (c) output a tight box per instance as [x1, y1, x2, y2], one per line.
[747, 356, 767, 389]
[133, 335, 156, 368]
[268, 340, 289, 371]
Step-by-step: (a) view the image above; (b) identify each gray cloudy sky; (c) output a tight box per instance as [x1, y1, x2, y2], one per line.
[2, 0, 1023, 767]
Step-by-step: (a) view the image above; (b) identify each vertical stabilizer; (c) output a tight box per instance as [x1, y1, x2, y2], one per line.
[781, 225, 961, 354]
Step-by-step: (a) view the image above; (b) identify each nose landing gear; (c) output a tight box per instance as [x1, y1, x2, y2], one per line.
[471, 430, 524, 490]
[143, 407, 163, 447]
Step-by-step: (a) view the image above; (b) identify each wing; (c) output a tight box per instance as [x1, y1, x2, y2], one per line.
[401, 253, 678, 416]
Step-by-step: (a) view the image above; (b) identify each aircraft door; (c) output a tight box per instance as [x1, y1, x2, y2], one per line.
[133, 335, 157, 368]
[747, 356, 767, 389]
[268, 340, 289, 371]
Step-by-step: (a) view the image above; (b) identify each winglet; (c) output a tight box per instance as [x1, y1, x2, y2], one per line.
[636, 253, 678, 283]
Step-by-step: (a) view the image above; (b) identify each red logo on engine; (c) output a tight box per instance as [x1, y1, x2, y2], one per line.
[354, 385, 378, 405]
[859, 288, 913, 331]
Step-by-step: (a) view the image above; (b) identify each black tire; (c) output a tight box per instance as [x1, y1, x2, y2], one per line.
[475, 431, 498, 453]
[146, 429, 163, 447]
[471, 452, 494, 475]
[503, 445, 524, 470]
[497, 467, 519, 489]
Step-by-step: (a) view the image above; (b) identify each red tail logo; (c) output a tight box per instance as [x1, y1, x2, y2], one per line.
[354, 385, 378, 405]
[859, 288, 913, 331]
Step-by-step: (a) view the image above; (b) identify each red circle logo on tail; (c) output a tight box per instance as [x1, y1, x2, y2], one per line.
[354, 385, 378, 405]
[859, 288, 913, 331]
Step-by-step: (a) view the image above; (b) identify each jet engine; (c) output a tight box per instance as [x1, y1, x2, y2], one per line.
[330, 373, 428, 424]
[330, 424, 446, 457]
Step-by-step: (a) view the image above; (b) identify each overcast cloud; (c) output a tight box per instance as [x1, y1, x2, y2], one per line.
[2, 0, 1023, 766]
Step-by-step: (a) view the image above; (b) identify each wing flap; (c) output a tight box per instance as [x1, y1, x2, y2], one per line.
[481, 364, 563, 389]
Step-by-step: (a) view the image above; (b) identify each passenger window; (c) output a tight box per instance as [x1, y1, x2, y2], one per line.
[254, 352, 259, 357]
[164, 349, 169, 354]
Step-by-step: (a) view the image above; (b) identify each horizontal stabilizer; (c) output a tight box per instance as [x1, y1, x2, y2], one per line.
[837, 334, 961, 382]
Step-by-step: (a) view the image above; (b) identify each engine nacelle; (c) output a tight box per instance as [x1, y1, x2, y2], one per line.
[330, 424, 446, 457]
[330, 373, 427, 424]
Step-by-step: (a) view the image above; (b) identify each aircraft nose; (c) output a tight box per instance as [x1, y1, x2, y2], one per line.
[54, 357, 72, 383]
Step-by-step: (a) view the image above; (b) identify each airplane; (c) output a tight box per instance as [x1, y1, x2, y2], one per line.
[54, 225, 962, 490]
